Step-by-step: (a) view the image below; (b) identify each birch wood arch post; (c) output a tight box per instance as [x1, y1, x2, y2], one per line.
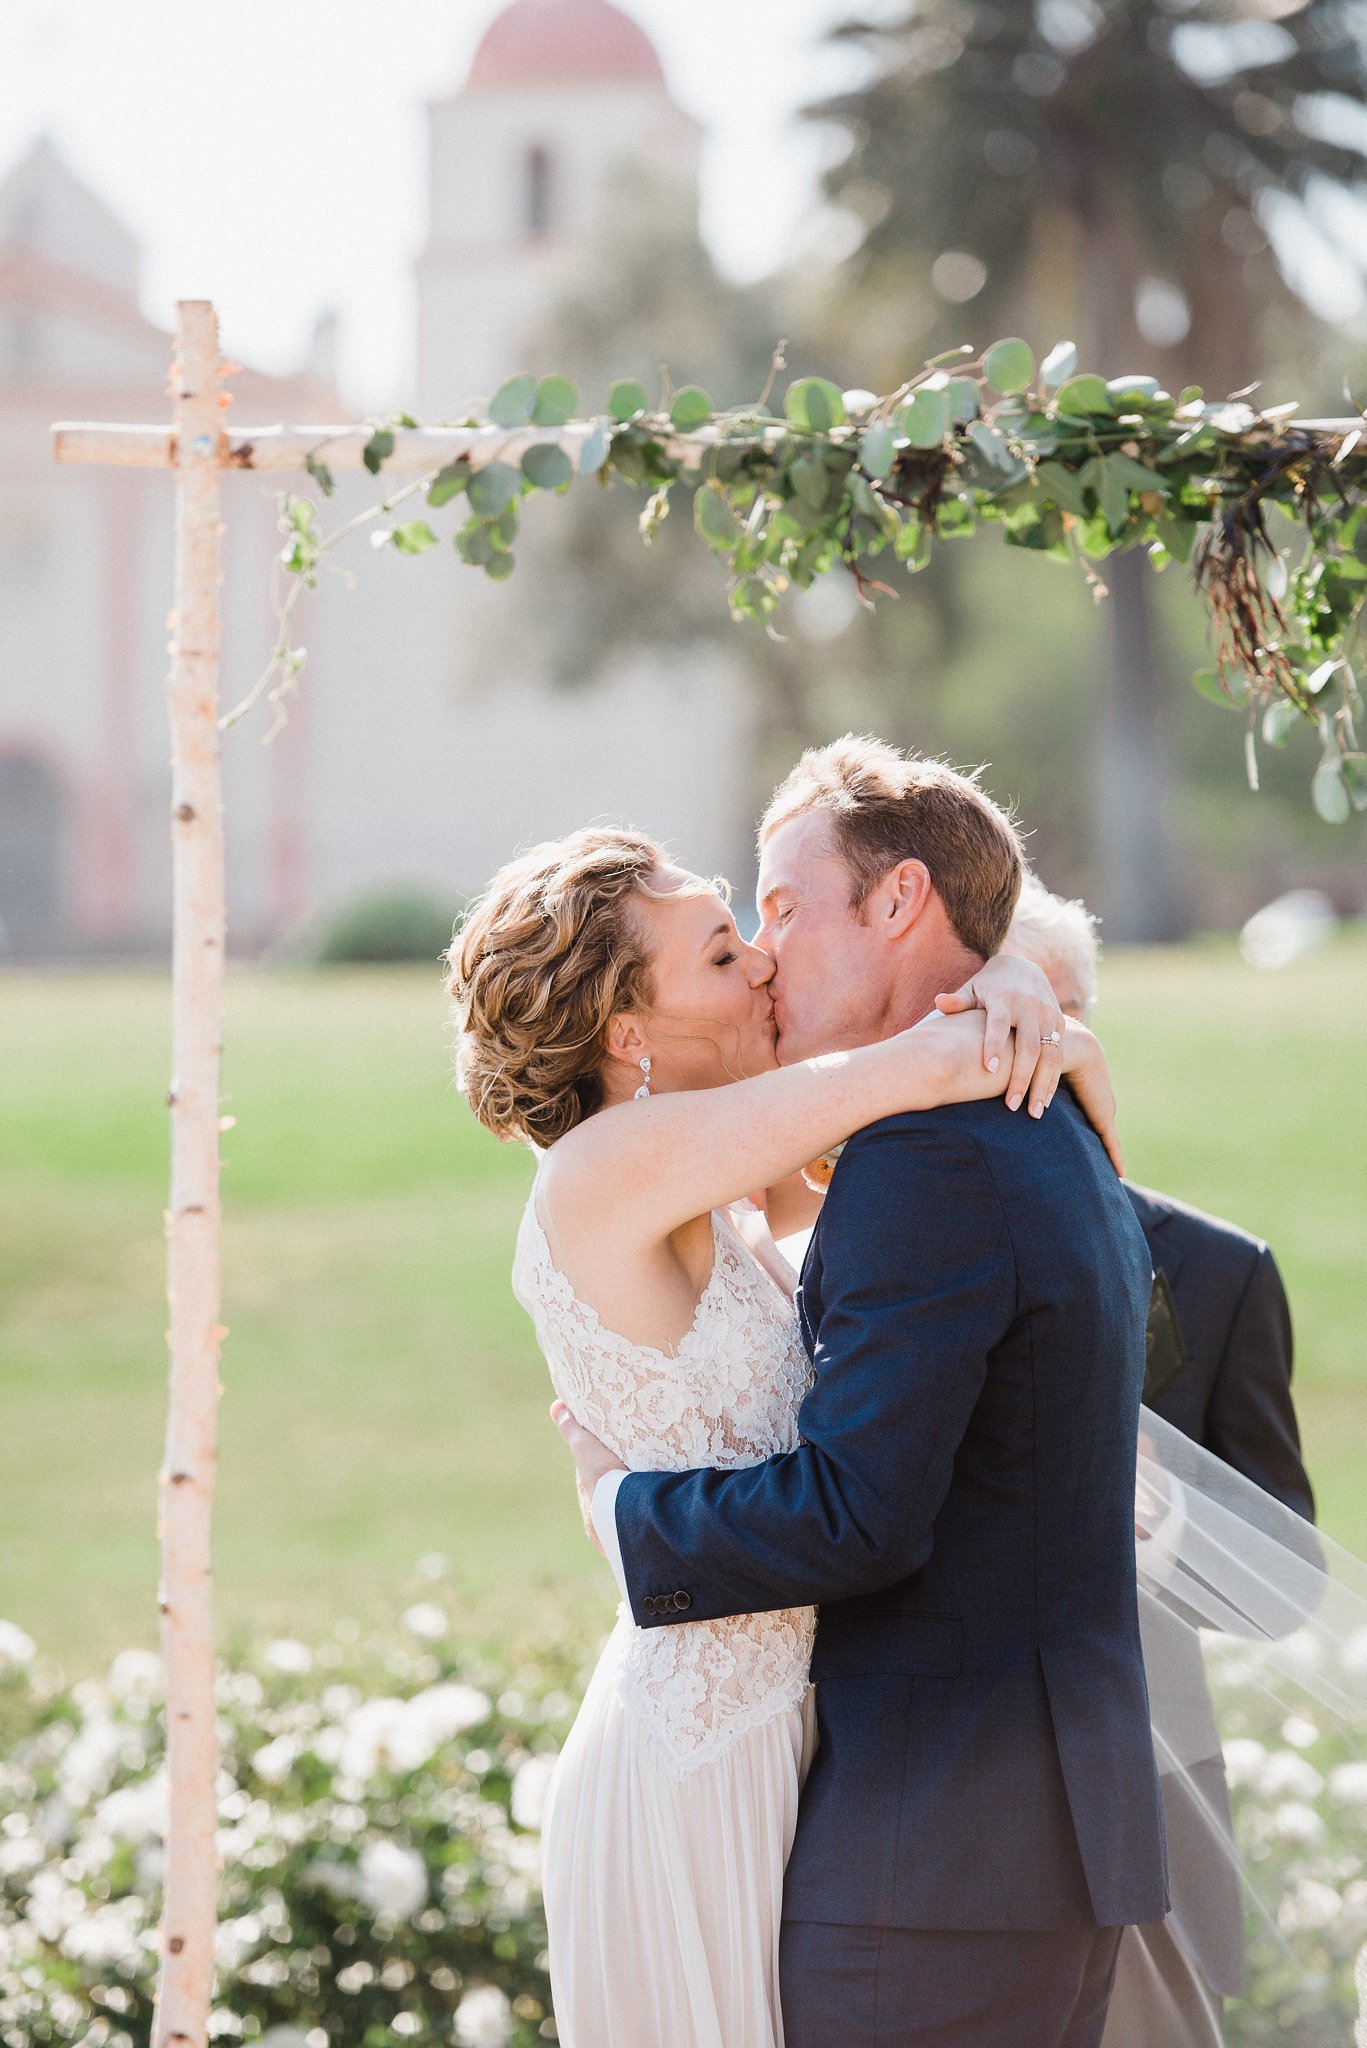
[157, 298, 228, 2048]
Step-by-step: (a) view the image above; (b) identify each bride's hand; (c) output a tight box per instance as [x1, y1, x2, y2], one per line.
[1059, 1020, 1125, 1177]
[935, 951, 1066, 1117]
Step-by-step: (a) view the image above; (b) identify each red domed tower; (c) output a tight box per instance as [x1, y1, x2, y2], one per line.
[465, 0, 666, 94]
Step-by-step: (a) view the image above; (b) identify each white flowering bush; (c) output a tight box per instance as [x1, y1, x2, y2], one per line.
[2, 1604, 1363, 2046]
[1211, 1632, 1367, 2046]
[0, 1603, 591, 2047]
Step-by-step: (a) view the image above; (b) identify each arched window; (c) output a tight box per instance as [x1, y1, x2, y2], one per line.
[526, 144, 553, 237]
[0, 752, 63, 953]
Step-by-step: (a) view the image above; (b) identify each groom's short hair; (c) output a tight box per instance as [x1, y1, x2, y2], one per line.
[760, 736, 1024, 958]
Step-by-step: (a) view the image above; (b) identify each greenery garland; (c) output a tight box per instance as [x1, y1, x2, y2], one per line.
[263, 339, 1367, 823]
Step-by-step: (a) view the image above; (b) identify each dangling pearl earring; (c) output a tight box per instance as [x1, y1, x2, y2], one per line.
[634, 1056, 652, 1100]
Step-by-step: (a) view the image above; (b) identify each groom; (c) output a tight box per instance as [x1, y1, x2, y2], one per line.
[556, 737, 1169, 2045]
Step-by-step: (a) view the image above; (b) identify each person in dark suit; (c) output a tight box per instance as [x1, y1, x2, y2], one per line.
[556, 744, 1170, 2046]
[1005, 876, 1316, 2043]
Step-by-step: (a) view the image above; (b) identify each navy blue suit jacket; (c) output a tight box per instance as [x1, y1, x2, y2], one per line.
[614, 1089, 1170, 1933]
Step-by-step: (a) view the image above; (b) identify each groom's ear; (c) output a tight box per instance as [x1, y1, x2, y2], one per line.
[876, 858, 935, 937]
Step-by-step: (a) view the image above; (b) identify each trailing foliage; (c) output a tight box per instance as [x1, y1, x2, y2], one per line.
[262, 345, 1367, 822]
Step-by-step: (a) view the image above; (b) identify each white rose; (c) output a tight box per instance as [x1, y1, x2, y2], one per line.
[251, 1735, 298, 1786]
[95, 1771, 169, 1845]
[510, 1753, 558, 1831]
[0, 1621, 36, 1670]
[1329, 1762, 1367, 1806]
[108, 1649, 163, 1698]
[263, 1639, 313, 1675]
[1255, 1751, 1324, 1802]
[1269, 1800, 1326, 1845]
[1221, 1738, 1266, 1787]
[356, 1839, 428, 1921]
[1279, 1878, 1342, 1933]
[401, 1602, 449, 1641]
[453, 1984, 513, 2048]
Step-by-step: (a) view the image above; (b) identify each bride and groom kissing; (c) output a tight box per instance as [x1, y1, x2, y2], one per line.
[451, 736, 1169, 2047]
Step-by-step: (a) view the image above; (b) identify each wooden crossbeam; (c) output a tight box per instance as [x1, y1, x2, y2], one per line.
[50, 414, 1367, 476]
[53, 417, 796, 472]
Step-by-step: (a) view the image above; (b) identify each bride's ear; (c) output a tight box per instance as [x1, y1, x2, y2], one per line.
[604, 1010, 647, 1071]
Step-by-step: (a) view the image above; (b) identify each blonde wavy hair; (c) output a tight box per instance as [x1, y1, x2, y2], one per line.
[447, 827, 712, 1147]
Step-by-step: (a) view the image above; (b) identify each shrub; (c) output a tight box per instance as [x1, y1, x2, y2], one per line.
[1, 1607, 1363, 2045]
[0, 1603, 589, 2046]
[311, 891, 465, 967]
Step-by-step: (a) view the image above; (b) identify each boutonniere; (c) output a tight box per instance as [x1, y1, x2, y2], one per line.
[801, 1143, 845, 1194]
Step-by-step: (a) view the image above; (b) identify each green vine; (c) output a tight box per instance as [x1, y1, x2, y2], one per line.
[240, 339, 1367, 822]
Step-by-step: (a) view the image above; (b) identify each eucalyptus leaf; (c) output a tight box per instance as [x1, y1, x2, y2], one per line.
[860, 419, 897, 478]
[466, 462, 521, 517]
[785, 377, 847, 434]
[607, 380, 648, 423]
[303, 451, 336, 497]
[532, 376, 578, 427]
[967, 420, 1017, 473]
[669, 386, 712, 432]
[1107, 374, 1166, 407]
[488, 375, 538, 429]
[1053, 374, 1113, 417]
[983, 338, 1035, 395]
[899, 388, 949, 448]
[791, 456, 831, 511]
[1040, 341, 1078, 389]
[1312, 759, 1351, 823]
[521, 443, 574, 491]
[695, 484, 741, 552]
[895, 521, 933, 571]
[484, 550, 516, 582]
[1192, 669, 1244, 710]
[1262, 700, 1299, 746]
[427, 459, 471, 508]
[362, 429, 395, 475]
[945, 378, 980, 425]
[579, 421, 610, 474]
[389, 520, 438, 555]
[455, 522, 495, 566]
[1341, 753, 1367, 811]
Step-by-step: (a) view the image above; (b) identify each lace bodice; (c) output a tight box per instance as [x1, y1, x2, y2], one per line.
[512, 1171, 816, 1774]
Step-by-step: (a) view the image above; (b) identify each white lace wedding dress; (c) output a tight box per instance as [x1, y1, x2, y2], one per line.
[512, 1167, 818, 2048]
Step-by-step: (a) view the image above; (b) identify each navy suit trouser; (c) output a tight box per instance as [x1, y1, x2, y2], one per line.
[780, 1919, 1124, 2048]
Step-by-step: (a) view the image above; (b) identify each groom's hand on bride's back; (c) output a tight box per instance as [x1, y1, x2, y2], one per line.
[551, 1401, 624, 1557]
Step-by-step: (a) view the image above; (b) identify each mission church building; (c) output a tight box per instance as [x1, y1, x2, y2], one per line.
[0, 0, 754, 958]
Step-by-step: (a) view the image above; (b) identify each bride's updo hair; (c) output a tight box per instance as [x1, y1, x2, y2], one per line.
[448, 826, 700, 1147]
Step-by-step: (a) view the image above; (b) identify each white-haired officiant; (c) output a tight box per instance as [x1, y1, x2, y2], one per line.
[1006, 874, 1317, 2047]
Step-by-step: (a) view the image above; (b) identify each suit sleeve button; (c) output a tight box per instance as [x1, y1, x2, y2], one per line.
[673, 1591, 692, 1612]
[643, 1596, 657, 1617]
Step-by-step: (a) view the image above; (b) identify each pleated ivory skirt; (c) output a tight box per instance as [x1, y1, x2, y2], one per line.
[541, 1625, 818, 2048]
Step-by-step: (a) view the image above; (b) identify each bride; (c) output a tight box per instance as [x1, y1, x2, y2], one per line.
[446, 821, 1111, 2047]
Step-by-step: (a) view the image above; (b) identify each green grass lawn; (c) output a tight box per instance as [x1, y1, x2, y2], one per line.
[2, 938, 1364, 1680]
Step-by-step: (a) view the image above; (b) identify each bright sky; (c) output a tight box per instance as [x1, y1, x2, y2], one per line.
[5, 0, 889, 408]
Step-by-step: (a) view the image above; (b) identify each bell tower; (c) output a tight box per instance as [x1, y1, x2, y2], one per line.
[416, 0, 699, 415]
